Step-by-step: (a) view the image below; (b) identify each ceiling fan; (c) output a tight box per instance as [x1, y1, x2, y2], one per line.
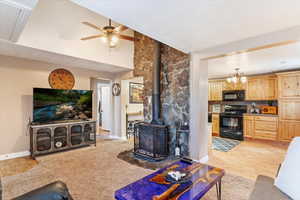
[81, 19, 135, 48]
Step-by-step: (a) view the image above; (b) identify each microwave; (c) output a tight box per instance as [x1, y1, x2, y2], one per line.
[222, 90, 245, 101]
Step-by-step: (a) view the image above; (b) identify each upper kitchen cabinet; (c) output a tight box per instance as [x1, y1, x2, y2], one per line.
[277, 71, 300, 99]
[208, 80, 224, 101]
[246, 75, 277, 100]
[223, 81, 246, 91]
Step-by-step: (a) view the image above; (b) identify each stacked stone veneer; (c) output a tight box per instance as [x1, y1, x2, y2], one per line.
[134, 32, 190, 156]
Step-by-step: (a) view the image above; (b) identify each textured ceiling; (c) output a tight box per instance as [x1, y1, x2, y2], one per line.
[71, 0, 300, 53]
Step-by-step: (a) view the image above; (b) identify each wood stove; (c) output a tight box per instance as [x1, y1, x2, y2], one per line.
[134, 122, 168, 160]
[133, 41, 169, 160]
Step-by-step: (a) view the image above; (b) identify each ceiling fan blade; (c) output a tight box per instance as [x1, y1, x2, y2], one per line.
[81, 34, 103, 40]
[119, 35, 135, 41]
[115, 25, 128, 32]
[82, 22, 103, 31]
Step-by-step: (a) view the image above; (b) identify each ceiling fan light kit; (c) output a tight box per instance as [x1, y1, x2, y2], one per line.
[81, 19, 134, 48]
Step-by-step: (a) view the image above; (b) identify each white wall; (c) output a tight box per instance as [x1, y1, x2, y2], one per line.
[0, 55, 115, 156]
[189, 53, 209, 162]
[120, 77, 144, 138]
[18, 0, 134, 70]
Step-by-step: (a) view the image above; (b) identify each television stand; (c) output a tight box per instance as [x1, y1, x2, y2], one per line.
[30, 120, 96, 158]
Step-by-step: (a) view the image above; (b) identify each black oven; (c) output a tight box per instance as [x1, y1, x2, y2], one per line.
[222, 90, 245, 101]
[220, 105, 247, 140]
[220, 114, 244, 140]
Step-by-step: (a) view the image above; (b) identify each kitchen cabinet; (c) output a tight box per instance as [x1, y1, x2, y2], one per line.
[278, 121, 300, 142]
[277, 71, 300, 142]
[243, 114, 278, 141]
[243, 115, 254, 138]
[246, 79, 262, 100]
[277, 71, 300, 98]
[212, 114, 220, 136]
[208, 80, 224, 101]
[279, 100, 300, 121]
[254, 116, 278, 140]
[209, 74, 277, 101]
[223, 81, 246, 91]
[246, 75, 277, 100]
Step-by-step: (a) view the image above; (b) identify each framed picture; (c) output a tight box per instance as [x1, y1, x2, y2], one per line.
[129, 82, 144, 104]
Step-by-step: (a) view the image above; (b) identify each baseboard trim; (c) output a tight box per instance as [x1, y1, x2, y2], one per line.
[0, 151, 30, 161]
[97, 134, 127, 140]
[109, 135, 127, 140]
[193, 155, 209, 163]
[200, 155, 209, 163]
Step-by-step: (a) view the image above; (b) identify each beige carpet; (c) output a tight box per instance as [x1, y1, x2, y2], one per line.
[2, 139, 254, 200]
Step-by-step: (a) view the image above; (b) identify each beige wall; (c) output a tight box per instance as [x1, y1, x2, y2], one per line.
[18, 0, 134, 69]
[0, 55, 115, 156]
[120, 77, 144, 138]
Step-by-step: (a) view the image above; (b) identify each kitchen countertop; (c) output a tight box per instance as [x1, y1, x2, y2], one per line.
[243, 113, 278, 117]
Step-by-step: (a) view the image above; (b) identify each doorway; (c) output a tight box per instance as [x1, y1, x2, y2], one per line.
[97, 81, 112, 135]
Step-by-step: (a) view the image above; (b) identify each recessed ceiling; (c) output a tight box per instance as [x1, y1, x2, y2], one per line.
[71, 0, 300, 53]
[208, 42, 300, 78]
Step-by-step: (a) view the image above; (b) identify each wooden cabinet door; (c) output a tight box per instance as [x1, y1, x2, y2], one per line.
[212, 114, 220, 135]
[279, 100, 300, 121]
[263, 78, 277, 100]
[278, 121, 300, 141]
[209, 80, 224, 101]
[278, 74, 299, 98]
[246, 79, 262, 100]
[208, 82, 212, 101]
[243, 115, 254, 138]
[246, 76, 277, 100]
[224, 81, 246, 90]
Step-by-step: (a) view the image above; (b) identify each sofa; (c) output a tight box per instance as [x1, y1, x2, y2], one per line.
[1, 181, 73, 200]
[249, 175, 290, 200]
[249, 137, 300, 200]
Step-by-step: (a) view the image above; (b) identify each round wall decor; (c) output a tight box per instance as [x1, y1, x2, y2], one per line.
[48, 68, 75, 89]
[112, 83, 121, 96]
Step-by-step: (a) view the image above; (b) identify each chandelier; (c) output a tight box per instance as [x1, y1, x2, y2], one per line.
[226, 68, 247, 84]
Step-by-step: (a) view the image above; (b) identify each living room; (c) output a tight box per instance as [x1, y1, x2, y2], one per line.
[1, 0, 300, 200]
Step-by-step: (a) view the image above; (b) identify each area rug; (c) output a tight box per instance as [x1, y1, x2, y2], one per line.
[2, 139, 253, 200]
[117, 149, 179, 170]
[213, 137, 240, 152]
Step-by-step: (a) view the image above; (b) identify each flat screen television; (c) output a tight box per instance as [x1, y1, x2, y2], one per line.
[33, 88, 93, 123]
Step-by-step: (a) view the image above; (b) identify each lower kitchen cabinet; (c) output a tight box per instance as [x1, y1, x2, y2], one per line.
[243, 115, 278, 141]
[212, 114, 220, 136]
[243, 115, 254, 138]
[278, 121, 300, 142]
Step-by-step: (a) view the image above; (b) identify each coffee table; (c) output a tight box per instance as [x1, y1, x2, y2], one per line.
[115, 161, 225, 200]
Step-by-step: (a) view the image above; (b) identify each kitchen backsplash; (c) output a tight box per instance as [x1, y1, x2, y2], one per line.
[209, 100, 278, 113]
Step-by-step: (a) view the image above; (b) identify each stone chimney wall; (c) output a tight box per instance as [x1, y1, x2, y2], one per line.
[133, 32, 190, 156]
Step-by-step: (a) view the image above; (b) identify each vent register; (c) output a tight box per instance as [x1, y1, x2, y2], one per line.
[0, 0, 36, 42]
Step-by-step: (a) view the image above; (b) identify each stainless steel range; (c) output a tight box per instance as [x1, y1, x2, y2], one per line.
[220, 105, 247, 140]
